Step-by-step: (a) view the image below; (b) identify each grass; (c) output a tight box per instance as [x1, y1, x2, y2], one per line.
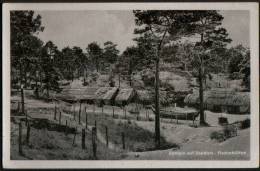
[10, 117, 125, 160]
[84, 112, 178, 152]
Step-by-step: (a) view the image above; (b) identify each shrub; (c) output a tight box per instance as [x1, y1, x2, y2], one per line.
[210, 131, 225, 142]
[210, 125, 237, 142]
[218, 117, 228, 125]
[240, 118, 250, 129]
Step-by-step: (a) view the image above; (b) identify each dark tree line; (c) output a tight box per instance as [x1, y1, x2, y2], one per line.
[11, 11, 120, 97]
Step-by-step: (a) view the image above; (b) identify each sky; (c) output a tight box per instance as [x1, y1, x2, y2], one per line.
[36, 10, 249, 53]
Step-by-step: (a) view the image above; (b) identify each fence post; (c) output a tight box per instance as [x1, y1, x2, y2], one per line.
[21, 86, 25, 114]
[82, 129, 85, 149]
[59, 111, 62, 125]
[176, 114, 178, 124]
[124, 107, 126, 119]
[25, 110, 28, 124]
[72, 127, 77, 146]
[65, 120, 68, 135]
[95, 120, 97, 128]
[79, 101, 81, 124]
[121, 132, 125, 149]
[112, 106, 115, 118]
[73, 104, 76, 120]
[54, 105, 57, 120]
[18, 122, 23, 155]
[86, 112, 88, 129]
[105, 126, 108, 147]
[92, 127, 97, 159]
[193, 113, 195, 125]
[26, 121, 30, 145]
[102, 106, 104, 115]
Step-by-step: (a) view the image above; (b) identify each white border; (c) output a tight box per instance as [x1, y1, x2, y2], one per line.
[2, 2, 259, 169]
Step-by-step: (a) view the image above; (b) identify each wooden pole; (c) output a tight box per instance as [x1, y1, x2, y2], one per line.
[26, 121, 30, 145]
[65, 120, 68, 135]
[21, 87, 25, 114]
[73, 104, 76, 120]
[72, 127, 77, 146]
[176, 114, 178, 124]
[92, 127, 97, 159]
[105, 126, 108, 147]
[112, 106, 115, 118]
[18, 122, 23, 155]
[86, 112, 88, 129]
[25, 109, 28, 124]
[82, 129, 85, 149]
[54, 105, 57, 120]
[193, 113, 195, 126]
[124, 107, 126, 119]
[59, 111, 61, 125]
[79, 101, 81, 124]
[121, 132, 125, 149]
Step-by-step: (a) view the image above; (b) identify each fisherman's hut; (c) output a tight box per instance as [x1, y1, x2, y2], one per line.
[184, 88, 250, 114]
[95, 87, 118, 106]
[115, 88, 136, 106]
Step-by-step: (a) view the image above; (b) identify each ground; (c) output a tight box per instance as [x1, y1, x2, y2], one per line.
[10, 90, 250, 160]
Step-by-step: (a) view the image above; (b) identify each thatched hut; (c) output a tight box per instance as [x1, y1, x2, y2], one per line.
[115, 88, 136, 106]
[136, 90, 153, 105]
[184, 88, 250, 114]
[55, 86, 119, 105]
[55, 87, 99, 103]
[95, 87, 118, 105]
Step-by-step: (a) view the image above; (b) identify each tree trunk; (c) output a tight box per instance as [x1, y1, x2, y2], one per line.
[199, 64, 205, 125]
[19, 60, 23, 87]
[155, 49, 160, 148]
[199, 33, 206, 125]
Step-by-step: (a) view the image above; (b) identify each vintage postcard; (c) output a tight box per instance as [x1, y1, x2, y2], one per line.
[2, 2, 259, 169]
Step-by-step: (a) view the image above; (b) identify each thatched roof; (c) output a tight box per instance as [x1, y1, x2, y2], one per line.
[136, 90, 153, 103]
[56, 87, 119, 102]
[55, 87, 99, 101]
[115, 88, 135, 103]
[184, 89, 250, 107]
[95, 87, 118, 101]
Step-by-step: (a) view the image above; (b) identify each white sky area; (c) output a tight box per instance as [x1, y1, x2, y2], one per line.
[36, 10, 249, 53]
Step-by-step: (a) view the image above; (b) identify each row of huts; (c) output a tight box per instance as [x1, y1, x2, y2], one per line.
[55, 87, 150, 106]
[55, 87, 250, 114]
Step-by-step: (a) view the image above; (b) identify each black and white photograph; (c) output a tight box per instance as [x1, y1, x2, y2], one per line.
[2, 2, 259, 169]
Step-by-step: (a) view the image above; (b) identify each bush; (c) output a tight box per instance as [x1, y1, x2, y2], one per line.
[240, 118, 250, 129]
[210, 131, 225, 142]
[218, 117, 228, 125]
[210, 125, 237, 142]
[223, 125, 237, 138]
